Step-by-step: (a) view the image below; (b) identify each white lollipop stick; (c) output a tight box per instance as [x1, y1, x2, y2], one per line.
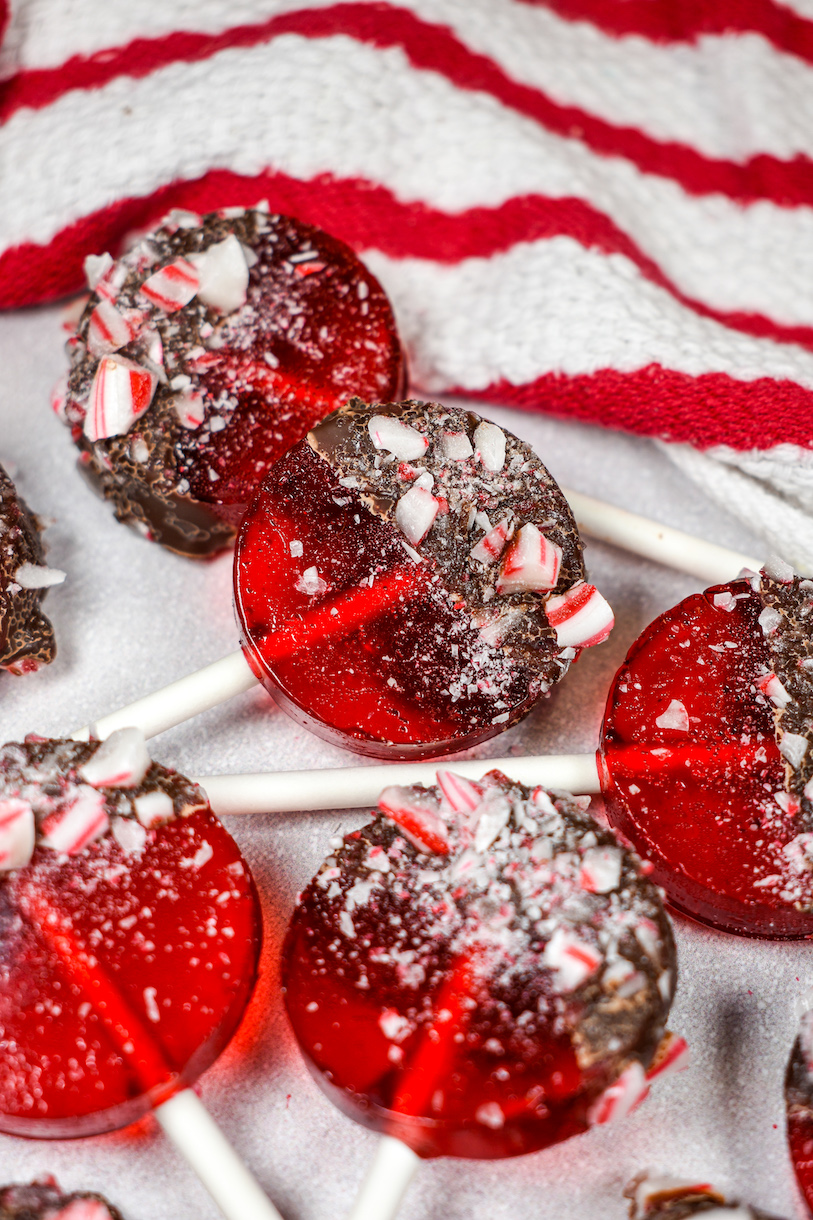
[346, 1136, 420, 1220]
[562, 488, 762, 582]
[194, 754, 601, 815]
[156, 1089, 282, 1220]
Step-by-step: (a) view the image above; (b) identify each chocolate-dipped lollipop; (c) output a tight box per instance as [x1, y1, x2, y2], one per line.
[282, 770, 680, 1217]
[0, 729, 280, 1220]
[0, 1178, 124, 1220]
[236, 397, 613, 757]
[56, 206, 405, 556]
[626, 1174, 787, 1219]
[0, 465, 62, 674]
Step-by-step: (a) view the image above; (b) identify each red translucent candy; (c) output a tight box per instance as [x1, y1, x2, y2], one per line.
[0, 809, 260, 1137]
[600, 579, 813, 938]
[285, 903, 592, 1161]
[175, 223, 405, 521]
[236, 443, 542, 759]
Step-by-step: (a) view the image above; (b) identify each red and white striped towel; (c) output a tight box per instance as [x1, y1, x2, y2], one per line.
[2, 0, 813, 567]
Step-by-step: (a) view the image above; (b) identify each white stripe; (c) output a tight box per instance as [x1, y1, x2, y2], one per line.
[362, 240, 813, 392]
[3, 34, 813, 328]
[4, 0, 813, 165]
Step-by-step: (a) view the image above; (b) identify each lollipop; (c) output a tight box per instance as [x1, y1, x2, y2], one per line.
[0, 1178, 123, 1220]
[625, 1174, 787, 1219]
[56, 206, 405, 556]
[0, 730, 279, 1220]
[282, 770, 680, 1214]
[0, 464, 63, 674]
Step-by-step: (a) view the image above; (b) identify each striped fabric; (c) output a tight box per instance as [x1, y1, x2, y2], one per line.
[2, 0, 813, 564]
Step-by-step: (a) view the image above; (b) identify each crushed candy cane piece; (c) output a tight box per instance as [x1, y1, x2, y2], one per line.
[189, 234, 249, 314]
[757, 671, 791, 708]
[134, 789, 175, 828]
[588, 1060, 649, 1125]
[173, 389, 206, 429]
[655, 699, 690, 732]
[645, 1031, 690, 1081]
[436, 769, 482, 813]
[470, 518, 512, 565]
[78, 727, 150, 789]
[395, 484, 439, 546]
[378, 786, 449, 854]
[545, 581, 614, 648]
[295, 566, 329, 597]
[41, 786, 109, 854]
[542, 926, 602, 992]
[139, 258, 199, 312]
[497, 522, 562, 595]
[368, 415, 428, 461]
[473, 421, 506, 472]
[84, 356, 156, 441]
[87, 298, 139, 356]
[14, 563, 66, 590]
[0, 797, 35, 870]
[441, 431, 473, 460]
[580, 845, 623, 893]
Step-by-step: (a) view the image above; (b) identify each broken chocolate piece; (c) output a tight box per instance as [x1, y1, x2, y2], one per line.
[0, 465, 60, 675]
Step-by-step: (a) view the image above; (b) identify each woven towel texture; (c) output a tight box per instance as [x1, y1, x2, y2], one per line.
[2, 0, 812, 564]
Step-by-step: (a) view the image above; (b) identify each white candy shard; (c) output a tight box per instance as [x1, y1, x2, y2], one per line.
[762, 555, 795, 584]
[441, 431, 473, 461]
[542, 926, 602, 992]
[79, 727, 151, 789]
[545, 582, 614, 648]
[379, 1008, 411, 1041]
[758, 605, 782, 636]
[295, 566, 329, 597]
[646, 1032, 690, 1081]
[140, 257, 199, 312]
[41, 786, 109, 854]
[395, 484, 439, 546]
[112, 815, 148, 855]
[87, 298, 139, 356]
[587, 1060, 649, 1126]
[173, 388, 206, 429]
[757, 671, 791, 708]
[0, 797, 35, 870]
[473, 789, 512, 853]
[134, 789, 175, 829]
[475, 1102, 505, 1129]
[497, 522, 562, 595]
[84, 355, 157, 441]
[436, 769, 482, 814]
[781, 732, 809, 769]
[655, 699, 690, 732]
[579, 845, 622, 894]
[470, 518, 511, 565]
[189, 234, 249, 314]
[13, 563, 66, 589]
[473, 421, 506, 472]
[84, 251, 114, 290]
[367, 415, 428, 461]
[378, 786, 448, 854]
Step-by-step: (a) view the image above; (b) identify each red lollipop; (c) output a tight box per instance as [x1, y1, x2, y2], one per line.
[600, 561, 813, 938]
[57, 206, 405, 556]
[0, 730, 279, 1220]
[282, 770, 683, 1216]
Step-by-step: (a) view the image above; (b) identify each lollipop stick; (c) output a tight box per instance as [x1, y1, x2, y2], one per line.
[195, 754, 603, 816]
[562, 488, 762, 582]
[18, 883, 282, 1220]
[346, 1135, 420, 1220]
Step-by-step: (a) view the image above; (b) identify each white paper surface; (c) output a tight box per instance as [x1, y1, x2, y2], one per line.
[0, 302, 805, 1219]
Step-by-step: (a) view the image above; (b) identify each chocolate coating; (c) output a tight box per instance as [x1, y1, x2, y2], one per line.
[0, 466, 57, 674]
[0, 1178, 123, 1220]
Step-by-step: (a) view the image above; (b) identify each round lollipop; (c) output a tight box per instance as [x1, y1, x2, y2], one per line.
[600, 560, 813, 938]
[0, 729, 279, 1220]
[282, 769, 681, 1216]
[56, 206, 405, 556]
[0, 1178, 124, 1220]
[0, 464, 64, 675]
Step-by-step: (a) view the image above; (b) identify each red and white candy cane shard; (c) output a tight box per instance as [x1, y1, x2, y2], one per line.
[52, 1201, 116, 1220]
[436, 769, 483, 814]
[378, 786, 450, 855]
[189, 234, 249, 314]
[646, 1032, 690, 1082]
[473, 421, 506, 472]
[139, 257, 200, 312]
[588, 1060, 649, 1126]
[757, 671, 792, 708]
[78, 726, 151, 789]
[542, 925, 602, 992]
[470, 518, 512, 565]
[0, 796, 35, 870]
[496, 523, 562, 595]
[367, 414, 429, 462]
[173, 389, 206, 429]
[293, 260, 326, 278]
[87, 298, 140, 356]
[395, 484, 440, 546]
[545, 582, 615, 648]
[579, 845, 623, 894]
[40, 786, 109, 855]
[84, 356, 157, 441]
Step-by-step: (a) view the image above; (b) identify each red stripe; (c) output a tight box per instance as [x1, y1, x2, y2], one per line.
[520, 0, 813, 61]
[2, 4, 813, 208]
[3, 168, 813, 357]
[466, 365, 813, 453]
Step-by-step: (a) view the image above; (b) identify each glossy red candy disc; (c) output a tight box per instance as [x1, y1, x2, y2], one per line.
[0, 807, 260, 1137]
[600, 578, 813, 938]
